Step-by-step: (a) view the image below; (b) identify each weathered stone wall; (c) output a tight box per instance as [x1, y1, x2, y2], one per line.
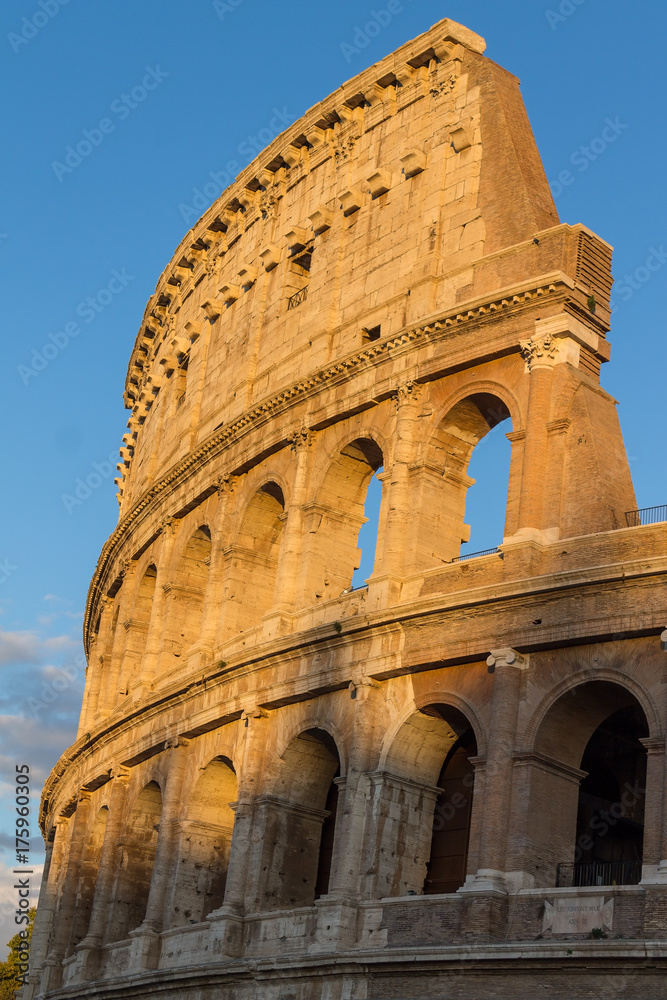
[27, 16, 667, 1000]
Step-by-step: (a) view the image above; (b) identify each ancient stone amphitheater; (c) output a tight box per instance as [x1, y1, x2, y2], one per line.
[28, 17, 667, 1000]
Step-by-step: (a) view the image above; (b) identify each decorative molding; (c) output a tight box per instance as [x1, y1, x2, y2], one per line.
[520, 332, 559, 371]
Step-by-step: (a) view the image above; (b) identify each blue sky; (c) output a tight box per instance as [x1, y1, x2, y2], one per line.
[1, 0, 666, 951]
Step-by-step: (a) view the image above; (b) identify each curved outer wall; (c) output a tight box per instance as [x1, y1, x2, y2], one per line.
[28, 18, 667, 1000]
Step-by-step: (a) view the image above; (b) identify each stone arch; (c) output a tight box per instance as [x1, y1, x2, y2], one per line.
[65, 805, 108, 956]
[522, 668, 662, 753]
[380, 690, 486, 767]
[249, 728, 341, 911]
[363, 703, 480, 898]
[274, 715, 348, 780]
[520, 679, 651, 888]
[418, 388, 516, 563]
[304, 436, 384, 603]
[161, 525, 211, 667]
[105, 781, 162, 944]
[225, 481, 285, 634]
[169, 756, 238, 927]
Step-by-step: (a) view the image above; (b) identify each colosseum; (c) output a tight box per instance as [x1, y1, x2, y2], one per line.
[27, 16, 667, 1000]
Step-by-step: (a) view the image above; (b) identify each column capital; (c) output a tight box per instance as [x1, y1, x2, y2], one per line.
[215, 474, 238, 495]
[288, 427, 314, 451]
[109, 764, 131, 782]
[159, 516, 178, 536]
[164, 736, 191, 751]
[241, 706, 269, 725]
[486, 647, 528, 671]
[519, 332, 559, 371]
[393, 380, 424, 407]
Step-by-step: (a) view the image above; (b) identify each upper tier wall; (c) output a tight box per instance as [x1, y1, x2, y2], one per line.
[117, 17, 563, 513]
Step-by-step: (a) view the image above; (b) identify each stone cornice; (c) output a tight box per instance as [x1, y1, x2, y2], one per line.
[124, 17, 485, 397]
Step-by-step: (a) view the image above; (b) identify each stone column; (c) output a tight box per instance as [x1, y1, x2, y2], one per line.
[327, 680, 379, 900]
[272, 429, 313, 612]
[128, 738, 191, 970]
[208, 709, 269, 958]
[137, 518, 178, 691]
[39, 794, 92, 993]
[642, 738, 667, 880]
[379, 382, 423, 581]
[516, 332, 558, 536]
[466, 647, 527, 892]
[74, 768, 130, 981]
[24, 827, 61, 1000]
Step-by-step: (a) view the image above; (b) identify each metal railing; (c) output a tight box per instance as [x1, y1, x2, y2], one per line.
[287, 286, 308, 310]
[625, 505, 667, 527]
[451, 546, 501, 564]
[556, 860, 642, 887]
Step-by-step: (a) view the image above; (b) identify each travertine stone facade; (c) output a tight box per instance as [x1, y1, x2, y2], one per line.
[29, 18, 667, 1000]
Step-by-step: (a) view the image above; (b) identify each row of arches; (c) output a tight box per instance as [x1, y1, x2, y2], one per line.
[60, 676, 649, 967]
[88, 390, 515, 717]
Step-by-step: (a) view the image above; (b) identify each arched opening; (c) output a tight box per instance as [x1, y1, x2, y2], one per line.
[570, 704, 647, 886]
[249, 728, 340, 911]
[106, 781, 162, 944]
[463, 417, 512, 555]
[119, 565, 156, 694]
[351, 465, 384, 589]
[528, 681, 649, 888]
[422, 393, 512, 564]
[425, 724, 477, 894]
[376, 704, 478, 897]
[66, 806, 108, 956]
[307, 438, 384, 602]
[169, 757, 237, 927]
[162, 527, 211, 666]
[227, 483, 284, 633]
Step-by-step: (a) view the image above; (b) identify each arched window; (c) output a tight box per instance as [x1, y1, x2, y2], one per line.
[571, 704, 647, 887]
[227, 483, 284, 633]
[463, 417, 512, 554]
[307, 438, 383, 602]
[351, 465, 384, 589]
[529, 681, 649, 888]
[169, 757, 237, 927]
[423, 393, 512, 563]
[106, 782, 162, 944]
[425, 726, 477, 894]
[375, 704, 478, 898]
[248, 729, 340, 911]
[162, 527, 211, 667]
